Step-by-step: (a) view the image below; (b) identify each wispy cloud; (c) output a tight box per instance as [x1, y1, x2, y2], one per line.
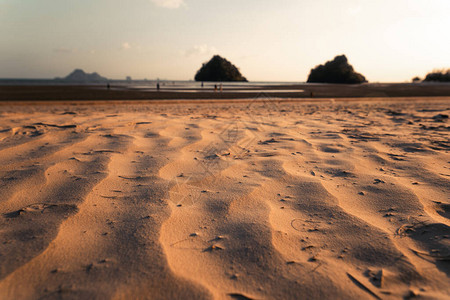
[53, 47, 96, 55]
[347, 4, 362, 16]
[151, 0, 185, 9]
[182, 44, 217, 57]
[53, 47, 74, 54]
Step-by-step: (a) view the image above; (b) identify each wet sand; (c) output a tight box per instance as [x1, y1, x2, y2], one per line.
[0, 97, 449, 299]
[2, 82, 450, 101]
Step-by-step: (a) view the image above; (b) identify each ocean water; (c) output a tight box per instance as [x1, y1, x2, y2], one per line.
[0, 79, 300, 86]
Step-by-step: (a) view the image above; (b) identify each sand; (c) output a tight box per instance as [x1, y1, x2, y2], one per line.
[0, 97, 449, 299]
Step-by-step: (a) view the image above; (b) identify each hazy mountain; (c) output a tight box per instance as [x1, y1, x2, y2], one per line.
[60, 69, 108, 82]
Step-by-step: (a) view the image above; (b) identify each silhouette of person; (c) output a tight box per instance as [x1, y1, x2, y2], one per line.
[157, 83, 160, 91]
[201, 82, 204, 88]
[214, 84, 217, 92]
[107, 83, 110, 90]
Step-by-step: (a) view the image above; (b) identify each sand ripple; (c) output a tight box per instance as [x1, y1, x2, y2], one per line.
[0, 99, 449, 299]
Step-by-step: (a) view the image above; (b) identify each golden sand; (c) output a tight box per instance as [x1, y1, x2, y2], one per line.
[0, 98, 449, 299]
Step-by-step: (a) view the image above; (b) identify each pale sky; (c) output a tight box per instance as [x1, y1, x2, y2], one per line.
[1, 0, 449, 82]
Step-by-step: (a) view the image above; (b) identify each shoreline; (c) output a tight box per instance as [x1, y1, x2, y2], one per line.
[2, 83, 450, 102]
[1, 96, 449, 106]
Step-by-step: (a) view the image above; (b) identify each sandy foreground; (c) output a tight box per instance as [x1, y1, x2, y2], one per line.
[0, 98, 449, 299]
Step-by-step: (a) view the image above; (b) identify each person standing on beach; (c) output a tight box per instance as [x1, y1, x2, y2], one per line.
[214, 84, 217, 92]
[157, 83, 160, 91]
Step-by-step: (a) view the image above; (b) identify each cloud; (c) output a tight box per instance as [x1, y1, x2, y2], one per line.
[53, 47, 73, 54]
[53, 48, 97, 55]
[53, 47, 97, 55]
[121, 42, 131, 50]
[151, 0, 185, 9]
[182, 44, 217, 57]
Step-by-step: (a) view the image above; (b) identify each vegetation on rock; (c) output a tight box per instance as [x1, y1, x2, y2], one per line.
[423, 69, 450, 82]
[307, 55, 366, 84]
[195, 55, 247, 82]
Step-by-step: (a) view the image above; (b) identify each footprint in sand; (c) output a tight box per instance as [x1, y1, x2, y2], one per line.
[4, 203, 78, 218]
[434, 201, 450, 219]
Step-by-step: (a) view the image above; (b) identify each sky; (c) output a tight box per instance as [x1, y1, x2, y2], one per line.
[0, 0, 449, 82]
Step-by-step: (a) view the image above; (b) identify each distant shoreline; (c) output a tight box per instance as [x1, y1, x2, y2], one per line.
[1, 97, 450, 108]
[1, 83, 450, 101]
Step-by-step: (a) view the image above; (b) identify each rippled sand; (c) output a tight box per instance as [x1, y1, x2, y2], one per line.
[0, 98, 449, 299]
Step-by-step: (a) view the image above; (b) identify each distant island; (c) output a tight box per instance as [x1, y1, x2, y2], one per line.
[307, 55, 367, 84]
[195, 55, 247, 82]
[56, 69, 108, 83]
[423, 70, 450, 82]
[412, 70, 450, 83]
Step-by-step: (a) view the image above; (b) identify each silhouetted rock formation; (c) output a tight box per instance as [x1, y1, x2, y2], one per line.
[423, 70, 450, 82]
[61, 69, 108, 82]
[307, 55, 366, 84]
[195, 55, 247, 82]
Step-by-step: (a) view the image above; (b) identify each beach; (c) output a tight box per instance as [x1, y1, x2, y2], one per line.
[0, 97, 449, 299]
[2, 82, 450, 101]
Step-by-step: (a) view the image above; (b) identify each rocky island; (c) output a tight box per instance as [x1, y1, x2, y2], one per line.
[195, 55, 247, 82]
[56, 69, 108, 83]
[307, 55, 366, 84]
